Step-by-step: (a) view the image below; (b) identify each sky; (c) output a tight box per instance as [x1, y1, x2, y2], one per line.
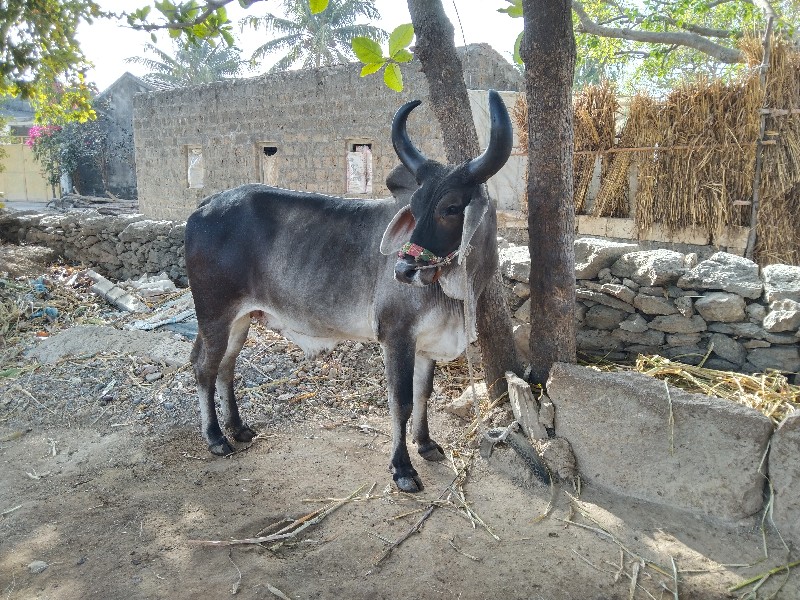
[80, 1, 522, 91]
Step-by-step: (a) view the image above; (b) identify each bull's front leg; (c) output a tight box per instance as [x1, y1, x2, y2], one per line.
[382, 340, 424, 492]
[412, 355, 445, 462]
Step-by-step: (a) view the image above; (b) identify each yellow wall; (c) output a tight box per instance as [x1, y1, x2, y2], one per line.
[0, 141, 54, 201]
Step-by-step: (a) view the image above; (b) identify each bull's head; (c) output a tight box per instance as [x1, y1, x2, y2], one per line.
[380, 90, 513, 288]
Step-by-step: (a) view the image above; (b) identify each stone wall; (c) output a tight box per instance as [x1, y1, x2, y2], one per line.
[3, 210, 799, 379]
[0, 211, 186, 284]
[501, 237, 800, 379]
[133, 44, 522, 221]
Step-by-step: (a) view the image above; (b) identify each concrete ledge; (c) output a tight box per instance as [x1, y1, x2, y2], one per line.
[769, 413, 800, 543]
[546, 362, 773, 521]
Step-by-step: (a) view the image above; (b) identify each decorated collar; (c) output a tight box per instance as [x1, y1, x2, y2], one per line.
[399, 242, 459, 269]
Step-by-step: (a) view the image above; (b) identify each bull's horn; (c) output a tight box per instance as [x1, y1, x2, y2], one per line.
[391, 99, 426, 178]
[465, 90, 513, 184]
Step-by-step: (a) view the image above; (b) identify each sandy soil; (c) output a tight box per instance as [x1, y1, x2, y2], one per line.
[1, 242, 799, 600]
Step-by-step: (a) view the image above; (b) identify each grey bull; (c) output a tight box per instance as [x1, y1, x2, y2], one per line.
[185, 90, 513, 492]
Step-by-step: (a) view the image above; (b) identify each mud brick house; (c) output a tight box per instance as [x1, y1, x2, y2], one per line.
[132, 44, 524, 220]
[79, 72, 154, 200]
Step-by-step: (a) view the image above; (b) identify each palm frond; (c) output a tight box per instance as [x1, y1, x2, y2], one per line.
[247, 0, 385, 71]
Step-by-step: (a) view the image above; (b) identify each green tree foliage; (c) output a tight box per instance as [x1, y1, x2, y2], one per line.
[352, 24, 414, 91]
[126, 39, 248, 88]
[498, 0, 793, 91]
[242, 0, 387, 71]
[26, 119, 105, 194]
[571, 0, 796, 91]
[0, 0, 105, 123]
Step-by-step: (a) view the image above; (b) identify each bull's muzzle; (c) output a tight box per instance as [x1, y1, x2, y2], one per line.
[394, 258, 440, 287]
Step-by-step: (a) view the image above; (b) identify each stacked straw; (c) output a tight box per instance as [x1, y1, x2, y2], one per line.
[572, 82, 617, 214]
[638, 73, 759, 238]
[744, 37, 800, 266]
[513, 35, 800, 267]
[593, 95, 660, 219]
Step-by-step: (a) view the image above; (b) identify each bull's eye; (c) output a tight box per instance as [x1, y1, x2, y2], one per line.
[444, 204, 464, 216]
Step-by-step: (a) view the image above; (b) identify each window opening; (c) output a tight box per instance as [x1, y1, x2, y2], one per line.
[187, 145, 204, 189]
[258, 144, 279, 185]
[346, 142, 373, 195]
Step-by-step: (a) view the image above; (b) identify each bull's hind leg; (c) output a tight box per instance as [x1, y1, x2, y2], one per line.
[216, 315, 255, 443]
[191, 327, 234, 456]
[412, 355, 445, 462]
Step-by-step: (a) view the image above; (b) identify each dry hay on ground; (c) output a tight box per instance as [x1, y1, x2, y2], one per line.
[588, 354, 800, 428]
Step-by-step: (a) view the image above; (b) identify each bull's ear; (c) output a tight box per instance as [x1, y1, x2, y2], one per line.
[380, 205, 416, 255]
[386, 164, 418, 204]
[458, 189, 489, 264]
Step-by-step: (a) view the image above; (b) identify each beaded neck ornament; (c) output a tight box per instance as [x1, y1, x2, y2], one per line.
[398, 242, 458, 270]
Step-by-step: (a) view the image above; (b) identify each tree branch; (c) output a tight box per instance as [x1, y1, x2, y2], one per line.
[126, 0, 269, 33]
[572, 0, 744, 64]
[751, 0, 779, 21]
[650, 16, 736, 39]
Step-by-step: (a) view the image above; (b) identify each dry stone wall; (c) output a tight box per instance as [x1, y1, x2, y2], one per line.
[0, 211, 186, 284]
[501, 237, 800, 379]
[3, 212, 799, 379]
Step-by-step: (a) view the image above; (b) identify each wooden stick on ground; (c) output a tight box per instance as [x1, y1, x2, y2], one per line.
[371, 473, 461, 568]
[189, 483, 368, 547]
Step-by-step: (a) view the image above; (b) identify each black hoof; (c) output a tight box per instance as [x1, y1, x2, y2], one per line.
[395, 475, 424, 493]
[232, 425, 256, 443]
[418, 441, 446, 462]
[209, 438, 235, 456]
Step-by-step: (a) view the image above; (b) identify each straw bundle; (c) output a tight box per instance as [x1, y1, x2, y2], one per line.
[593, 95, 660, 219]
[637, 74, 760, 238]
[743, 37, 800, 265]
[513, 93, 528, 151]
[512, 94, 529, 214]
[572, 82, 617, 213]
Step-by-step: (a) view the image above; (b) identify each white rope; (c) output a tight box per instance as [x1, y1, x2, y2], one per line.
[460, 244, 484, 435]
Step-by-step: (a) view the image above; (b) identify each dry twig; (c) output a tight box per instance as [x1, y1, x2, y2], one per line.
[189, 483, 368, 547]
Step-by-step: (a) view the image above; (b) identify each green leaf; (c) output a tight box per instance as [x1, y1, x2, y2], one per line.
[388, 24, 414, 56]
[498, 0, 523, 18]
[0, 368, 23, 379]
[352, 37, 384, 64]
[360, 62, 384, 76]
[384, 62, 403, 92]
[221, 29, 234, 46]
[191, 23, 209, 38]
[155, 0, 176, 16]
[168, 26, 181, 38]
[309, 0, 329, 14]
[215, 6, 227, 22]
[513, 30, 523, 64]
[392, 48, 413, 63]
[150, 32, 158, 44]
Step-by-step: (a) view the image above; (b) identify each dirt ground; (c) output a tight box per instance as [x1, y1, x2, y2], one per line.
[1, 242, 799, 600]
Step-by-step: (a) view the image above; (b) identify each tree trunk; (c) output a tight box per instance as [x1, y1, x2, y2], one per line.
[407, 0, 521, 399]
[520, 0, 577, 385]
[405, 0, 478, 163]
